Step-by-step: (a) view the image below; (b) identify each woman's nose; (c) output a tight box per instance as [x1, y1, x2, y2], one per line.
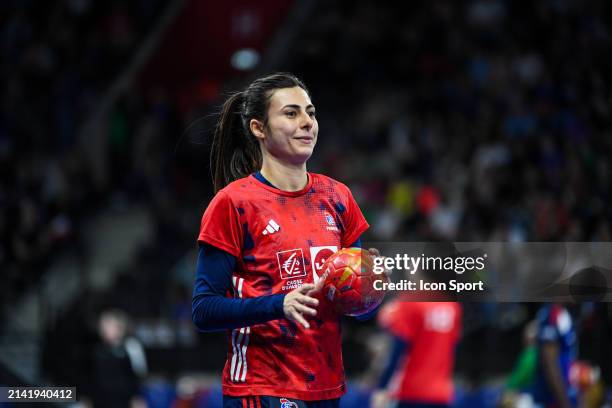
[300, 112, 313, 129]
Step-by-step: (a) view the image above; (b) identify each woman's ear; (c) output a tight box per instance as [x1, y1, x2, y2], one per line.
[250, 119, 265, 141]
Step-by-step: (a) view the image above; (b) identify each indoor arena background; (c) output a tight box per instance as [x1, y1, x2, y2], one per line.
[1, 0, 611, 407]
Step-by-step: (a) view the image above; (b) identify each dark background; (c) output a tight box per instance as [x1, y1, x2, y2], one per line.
[1, 0, 611, 407]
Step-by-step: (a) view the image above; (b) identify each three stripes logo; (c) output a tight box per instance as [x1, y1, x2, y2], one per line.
[262, 219, 280, 236]
[230, 276, 250, 383]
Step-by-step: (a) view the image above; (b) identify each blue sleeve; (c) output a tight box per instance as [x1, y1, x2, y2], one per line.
[192, 244, 286, 332]
[378, 336, 410, 389]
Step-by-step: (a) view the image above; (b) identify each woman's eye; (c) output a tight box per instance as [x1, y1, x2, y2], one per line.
[285, 111, 296, 118]
[308, 111, 316, 118]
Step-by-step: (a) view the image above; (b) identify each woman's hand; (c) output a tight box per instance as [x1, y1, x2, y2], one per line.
[283, 284, 319, 329]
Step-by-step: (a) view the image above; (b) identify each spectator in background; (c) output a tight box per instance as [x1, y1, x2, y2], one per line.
[87, 309, 148, 408]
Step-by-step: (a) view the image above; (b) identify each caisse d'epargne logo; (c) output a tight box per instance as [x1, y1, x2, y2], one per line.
[276, 249, 306, 279]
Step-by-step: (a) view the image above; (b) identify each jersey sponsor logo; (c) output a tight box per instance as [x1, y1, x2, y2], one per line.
[309, 246, 338, 283]
[277, 249, 307, 279]
[262, 219, 280, 236]
[280, 398, 299, 408]
[282, 278, 303, 291]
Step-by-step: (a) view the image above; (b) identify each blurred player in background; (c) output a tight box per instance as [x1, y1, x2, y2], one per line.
[372, 299, 461, 408]
[87, 309, 147, 408]
[499, 320, 538, 407]
[533, 303, 578, 408]
[192, 73, 374, 407]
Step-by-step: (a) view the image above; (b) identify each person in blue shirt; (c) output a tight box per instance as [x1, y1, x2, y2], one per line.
[533, 303, 578, 408]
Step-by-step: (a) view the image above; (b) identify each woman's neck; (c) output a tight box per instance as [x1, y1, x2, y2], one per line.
[260, 157, 308, 192]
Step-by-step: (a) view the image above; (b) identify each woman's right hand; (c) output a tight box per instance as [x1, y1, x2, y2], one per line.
[283, 284, 319, 329]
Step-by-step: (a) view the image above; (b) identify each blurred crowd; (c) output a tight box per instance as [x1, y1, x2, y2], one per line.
[288, 0, 611, 243]
[1, 0, 612, 407]
[0, 0, 167, 311]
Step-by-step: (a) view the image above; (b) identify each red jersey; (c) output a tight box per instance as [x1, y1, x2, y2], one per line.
[378, 300, 461, 404]
[198, 173, 368, 400]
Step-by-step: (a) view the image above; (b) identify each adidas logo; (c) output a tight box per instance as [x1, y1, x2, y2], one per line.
[262, 219, 280, 236]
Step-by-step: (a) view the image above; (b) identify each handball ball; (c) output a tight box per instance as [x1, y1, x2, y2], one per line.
[321, 248, 388, 316]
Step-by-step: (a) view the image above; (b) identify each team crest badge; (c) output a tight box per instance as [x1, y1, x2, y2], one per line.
[280, 398, 299, 408]
[324, 212, 340, 232]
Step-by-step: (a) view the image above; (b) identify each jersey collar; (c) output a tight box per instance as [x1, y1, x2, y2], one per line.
[250, 172, 314, 197]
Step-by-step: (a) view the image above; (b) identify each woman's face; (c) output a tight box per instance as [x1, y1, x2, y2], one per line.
[252, 86, 318, 165]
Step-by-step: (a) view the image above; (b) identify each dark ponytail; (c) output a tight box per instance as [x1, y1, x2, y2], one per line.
[210, 72, 309, 193]
[210, 91, 262, 193]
